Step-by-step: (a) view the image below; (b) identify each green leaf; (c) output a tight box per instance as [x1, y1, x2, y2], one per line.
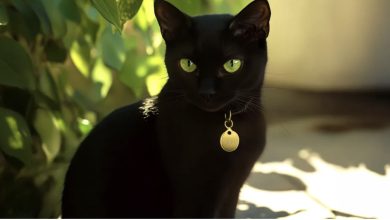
[91, 0, 121, 31]
[37, 164, 68, 218]
[84, 4, 100, 23]
[167, 0, 203, 15]
[0, 107, 32, 165]
[11, 0, 28, 12]
[0, 36, 35, 90]
[33, 109, 61, 164]
[0, 4, 9, 26]
[91, 58, 113, 99]
[82, 14, 100, 44]
[59, 0, 81, 23]
[9, 0, 41, 41]
[119, 52, 146, 98]
[146, 72, 166, 96]
[145, 56, 167, 96]
[27, 0, 52, 36]
[62, 20, 81, 49]
[132, 0, 153, 31]
[44, 40, 67, 63]
[118, 0, 143, 24]
[38, 68, 60, 102]
[77, 118, 93, 136]
[100, 27, 126, 71]
[41, 0, 67, 39]
[70, 39, 91, 77]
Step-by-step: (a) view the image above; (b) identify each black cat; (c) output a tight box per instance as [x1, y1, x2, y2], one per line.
[62, 0, 271, 218]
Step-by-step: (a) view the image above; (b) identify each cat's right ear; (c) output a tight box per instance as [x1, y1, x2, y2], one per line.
[154, 0, 192, 42]
[229, 0, 271, 40]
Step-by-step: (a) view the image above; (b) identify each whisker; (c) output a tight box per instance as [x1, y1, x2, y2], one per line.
[234, 93, 265, 115]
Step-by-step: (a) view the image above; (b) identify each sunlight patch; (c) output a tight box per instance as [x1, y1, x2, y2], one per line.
[139, 96, 159, 118]
[248, 149, 390, 219]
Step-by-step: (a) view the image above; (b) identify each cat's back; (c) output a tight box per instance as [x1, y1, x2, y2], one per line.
[62, 99, 173, 218]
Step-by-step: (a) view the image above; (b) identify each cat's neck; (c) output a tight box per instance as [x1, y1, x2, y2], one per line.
[157, 81, 263, 117]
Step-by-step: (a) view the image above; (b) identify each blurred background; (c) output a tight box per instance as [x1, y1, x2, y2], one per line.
[0, 0, 389, 218]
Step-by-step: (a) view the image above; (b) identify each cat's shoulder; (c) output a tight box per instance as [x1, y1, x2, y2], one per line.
[93, 96, 159, 131]
[75, 97, 159, 153]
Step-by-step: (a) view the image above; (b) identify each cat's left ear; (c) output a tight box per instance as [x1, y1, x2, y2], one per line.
[229, 0, 271, 40]
[154, 0, 192, 42]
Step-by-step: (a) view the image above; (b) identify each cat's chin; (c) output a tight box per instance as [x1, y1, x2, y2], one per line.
[195, 104, 228, 113]
[187, 99, 232, 113]
[185, 94, 238, 113]
[190, 98, 252, 114]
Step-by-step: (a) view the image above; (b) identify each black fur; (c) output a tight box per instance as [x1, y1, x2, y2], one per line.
[62, 0, 270, 218]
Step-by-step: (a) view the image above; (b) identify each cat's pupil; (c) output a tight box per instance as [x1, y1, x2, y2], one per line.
[187, 60, 191, 67]
[230, 60, 234, 67]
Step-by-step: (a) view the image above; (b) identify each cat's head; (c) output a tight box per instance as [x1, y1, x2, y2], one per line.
[155, 0, 271, 112]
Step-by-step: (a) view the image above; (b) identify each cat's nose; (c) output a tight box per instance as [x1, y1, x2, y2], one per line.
[199, 92, 215, 103]
[198, 87, 216, 103]
[198, 78, 216, 102]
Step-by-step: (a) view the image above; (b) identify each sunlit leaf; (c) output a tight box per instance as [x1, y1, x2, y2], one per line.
[92, 0, 143, 31]
[77, 118, 93, 136]
[91, 0, 121, 31]
[33, 109, 61, 164]
[118, 0, 143, 25]
[0, 4, 9, 26]
[0, 107, 32, 165]
[167, 0, 203, 15]
[145, 56, 167, 96]
[0, 36, 35, 90]
[91, 58, 113, 99]
[131, 0, 158, 53]
[119, 53, 146, 98]
[99, 27, 126, 71]
[133, 0, 153, 31]
[146, 71, 167, 96]
[70, 39, 91, 77]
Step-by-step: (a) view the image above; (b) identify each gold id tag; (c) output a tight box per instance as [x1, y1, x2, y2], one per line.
[220, 111, 240, 152]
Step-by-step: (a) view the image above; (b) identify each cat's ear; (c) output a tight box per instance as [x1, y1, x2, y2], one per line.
[229, 0, 271, 40]
[154, 0, 192, 42]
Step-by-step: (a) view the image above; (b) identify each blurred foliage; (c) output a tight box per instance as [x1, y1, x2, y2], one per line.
[0, 0, 250, 218]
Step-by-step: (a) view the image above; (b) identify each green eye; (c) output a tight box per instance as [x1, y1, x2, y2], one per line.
[223, 59, 242, 73]
[179, 58, 197, 73]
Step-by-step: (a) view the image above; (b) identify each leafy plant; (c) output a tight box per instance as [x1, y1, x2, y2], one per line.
[0, 0, 246, 217]
[0, 0, 161, 217]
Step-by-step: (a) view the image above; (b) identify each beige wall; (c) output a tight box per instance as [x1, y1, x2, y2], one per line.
[265, 0, 390, 91]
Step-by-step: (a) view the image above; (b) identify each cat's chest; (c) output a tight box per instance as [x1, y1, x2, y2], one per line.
[155, 103, 266, 183]
[156, 103, 265, 156]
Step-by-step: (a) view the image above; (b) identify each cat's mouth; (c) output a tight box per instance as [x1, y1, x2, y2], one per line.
[195, 102, 230, 113]
[186, 94, 247, 113]
[184, 95, 229, 112]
